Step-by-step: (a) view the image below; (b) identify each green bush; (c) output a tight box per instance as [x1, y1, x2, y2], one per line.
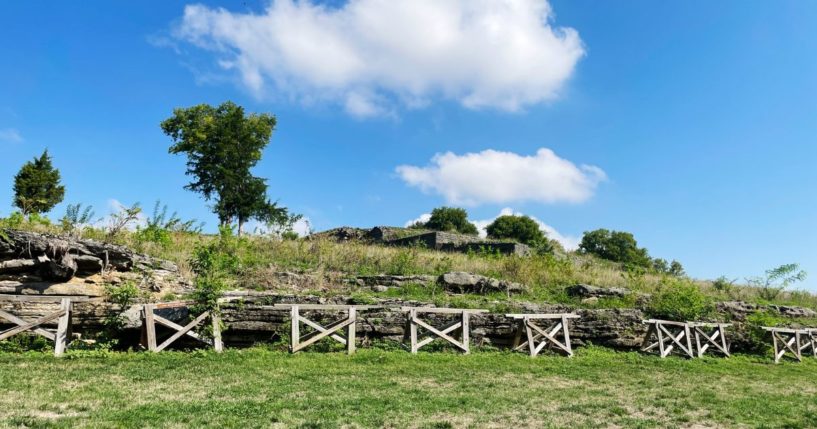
[648, 279, 712, 321]
[744, 311, 785, 354]
[485, 215, 544, 245]
[422, 207, 478, 235]
[579, 228, 654, 269]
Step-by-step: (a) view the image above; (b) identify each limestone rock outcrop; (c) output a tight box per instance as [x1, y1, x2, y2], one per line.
[0, 229, 189, 296]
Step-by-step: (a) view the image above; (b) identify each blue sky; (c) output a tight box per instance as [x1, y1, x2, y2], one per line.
[1, 1, 816, 287]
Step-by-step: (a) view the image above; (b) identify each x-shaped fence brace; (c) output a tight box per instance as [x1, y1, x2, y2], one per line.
[278, 304, 385, 354]
[402, 307, 488, 354]
[641, 319, 695, 358]
[763, 327, 810, 363]
[800, 329, 817, 358]
[689, 322, 732, 358]
[0, 295, 93, 356]
[507, 313, 579, 357]
[141, 302, 222, 353]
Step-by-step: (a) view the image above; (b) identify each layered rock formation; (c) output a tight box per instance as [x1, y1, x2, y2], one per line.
[2, 229, 816, 353]
[0, 229, 190, 297]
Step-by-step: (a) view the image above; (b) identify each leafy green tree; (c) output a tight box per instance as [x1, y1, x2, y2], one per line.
[161, 101, 298, 235]
[422, 207, 478, 235]
[12, 150, 65, 216]
[578, 228, 651, 268]
[668, 260, 685, 277]
[652, 258, 685, 277]
[485, 215, 544, 245]
[747, 263, 807, 301]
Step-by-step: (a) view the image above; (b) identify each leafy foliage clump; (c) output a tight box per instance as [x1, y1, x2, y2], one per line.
[485, 215, 544, 245]
[60, 203, 95, 238]
[189, 226, 242, 315]
[161, 101, 299, 235]
[579, 228, 651, 268]
[420, 207, 478, 235]
[747, 263, 807, 301]
[648, 279, 713, 321]
[134, 201, 203, 247]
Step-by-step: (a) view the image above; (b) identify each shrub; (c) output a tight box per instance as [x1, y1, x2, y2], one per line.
[712, 276, 736, 296]
[60, 203, 95, 238]
[422, 207, 478, 235]
[102, 282, 142, 346]
[747, 263, 807, 302]
[578, 228, 651, 269]
[189, 226, 241, 315]
[485, 215, 544, 245]
[744, 311, 787, 354]
[648, 279, 712, 321]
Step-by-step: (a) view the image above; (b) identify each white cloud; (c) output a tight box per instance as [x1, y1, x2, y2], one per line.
[172, 0, 584, 116]
[291, 217, 313, 236]
[403, 207, 579, 250]
[403, 213, 431, 228]
[0, 128, 23, 144]
[396, 148, 606, 206]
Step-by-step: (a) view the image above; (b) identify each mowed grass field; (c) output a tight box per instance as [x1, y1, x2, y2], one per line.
[1, 347, 815, 429]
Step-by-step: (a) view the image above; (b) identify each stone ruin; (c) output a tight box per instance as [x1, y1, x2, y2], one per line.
[316, 226, 531, 256]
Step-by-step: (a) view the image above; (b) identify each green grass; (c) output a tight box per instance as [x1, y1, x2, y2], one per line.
[1, 347, 816, 428]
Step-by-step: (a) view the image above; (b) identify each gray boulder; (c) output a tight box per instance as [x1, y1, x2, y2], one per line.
[566, 284, 631, 299]
[438, 272, 526, 294]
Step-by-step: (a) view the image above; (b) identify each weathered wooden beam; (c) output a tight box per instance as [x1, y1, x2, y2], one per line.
[152, 314, 213, 346]
[54, 298, 71, 357]
[292, 318, 355, 353]
[402, 307, 488, 314]
[0, 295, 96, 302]
[347, 307, 356, 355]
[505, 313, 580, 319]
[0, 309, 55, 340]
[155, 311, 210, 352]
[0, 310, 65, 341]
[298, 315, 347, 345]
[411, 316, 468, 352]
[276, 304, 388, 310]
[143, 304, 157, 352]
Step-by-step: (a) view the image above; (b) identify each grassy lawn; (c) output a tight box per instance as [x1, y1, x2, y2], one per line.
[1, 347, 816, 429]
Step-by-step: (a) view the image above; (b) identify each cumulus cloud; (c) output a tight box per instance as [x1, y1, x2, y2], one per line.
[404, 207, 578, 250]
[403, 213, 431, 228]
[172, 0, 584, 116]
[0, 128, 23, 144]
[396, 148, 606, 206]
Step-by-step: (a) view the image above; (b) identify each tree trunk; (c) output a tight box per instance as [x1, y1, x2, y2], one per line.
[237, 218, 244, 237]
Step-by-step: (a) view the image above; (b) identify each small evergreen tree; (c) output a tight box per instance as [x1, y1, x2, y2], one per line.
[12, 150, 65, 216]
[422, 207, 478, 235]
[485, 215, 544, 245]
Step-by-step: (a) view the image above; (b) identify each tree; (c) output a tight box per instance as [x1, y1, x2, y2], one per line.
[422, 207, 478, 235]
[652, 258, 685, 277]
[485, 215, 544, 245]
[12, 150, 65, 216]
[668, 260, 685, 277]
[578, 228, 651, 268]
[747, 263, 807, 301]
[161, 101, 297, 235]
